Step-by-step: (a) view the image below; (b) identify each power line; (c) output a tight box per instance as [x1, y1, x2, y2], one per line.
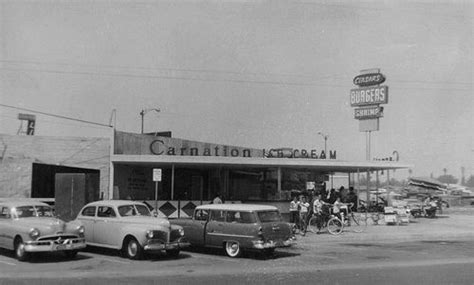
[0, 59, 345, 82]
[2, 66, 472, 91]
[295, 1, 474, 20]
[0, 104, 112, 128]
[0, 67, 348, 87]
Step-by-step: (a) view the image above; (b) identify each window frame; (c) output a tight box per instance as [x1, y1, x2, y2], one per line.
[81, 206, 97, 217]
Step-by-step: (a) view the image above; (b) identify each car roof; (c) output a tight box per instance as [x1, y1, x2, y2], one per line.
[83, 200, 147, 207]
[195, 204, 278, 212]
[0, 199, 50, 208]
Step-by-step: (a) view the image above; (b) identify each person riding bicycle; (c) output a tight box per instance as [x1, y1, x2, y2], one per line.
[312, 193, 329, 233]
[333, 197, 345, 220]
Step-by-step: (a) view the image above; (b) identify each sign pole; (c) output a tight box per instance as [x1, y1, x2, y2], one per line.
[155, 181, 158, 213]
[153, 168, 162, 215]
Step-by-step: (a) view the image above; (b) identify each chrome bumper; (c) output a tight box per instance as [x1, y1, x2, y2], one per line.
[252, 236, 297, 249]
[144, 239, 191, 251]
[24, 238, 86, 253]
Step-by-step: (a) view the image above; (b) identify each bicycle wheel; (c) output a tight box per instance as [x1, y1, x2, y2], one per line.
[327, 217, 343, 235]
[307, 216, 319, 233]
[349, 212, 367, 233]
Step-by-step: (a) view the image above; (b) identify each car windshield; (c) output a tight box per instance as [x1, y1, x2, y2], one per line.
[118, 204, 151, 217]
[14, 205, 54, 218]
[257, 210, 282, 223]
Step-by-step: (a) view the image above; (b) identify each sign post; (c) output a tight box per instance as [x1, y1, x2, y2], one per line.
[350, 68, 388, 161]
[153, 168, 162, 214]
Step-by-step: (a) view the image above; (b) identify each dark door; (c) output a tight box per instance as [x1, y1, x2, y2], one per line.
[55, 173, 86, 221]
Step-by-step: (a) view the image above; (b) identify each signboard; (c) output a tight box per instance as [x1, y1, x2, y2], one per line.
[350, 85, 389, 107]
[153, 168, 162, 182]
[354, 106, 384, 119]
[359, 118, 379, 132]
[353, 73, 386, 86]
[17, 113, 36, 135]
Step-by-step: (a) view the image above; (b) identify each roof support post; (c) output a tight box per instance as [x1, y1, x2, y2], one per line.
[171, 164, 175, 200]
[366, 169, 370, 212]
[277, 167, 282, 193]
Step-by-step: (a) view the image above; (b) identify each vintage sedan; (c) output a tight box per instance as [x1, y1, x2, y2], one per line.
[74, 200, 189, 259]
[0, 199, 86, 261]
[171, 204, 296, 257]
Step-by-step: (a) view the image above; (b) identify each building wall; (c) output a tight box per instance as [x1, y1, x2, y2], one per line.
[0, 134, 110, 198]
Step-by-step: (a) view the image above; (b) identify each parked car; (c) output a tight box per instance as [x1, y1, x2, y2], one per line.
[170, 204, 296, 258]
[74, 200, 189, 259]
[0, 199, 86, 261]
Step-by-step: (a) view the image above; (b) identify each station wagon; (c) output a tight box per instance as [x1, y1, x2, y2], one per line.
[171, 204, 296, 257]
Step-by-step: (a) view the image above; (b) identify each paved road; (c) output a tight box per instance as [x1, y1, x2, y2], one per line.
[1, 208, 474, 284]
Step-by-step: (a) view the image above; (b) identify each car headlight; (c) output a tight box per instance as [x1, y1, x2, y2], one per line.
[77, 225, 85, 235]
[146, 230, 154, 239]
[29, 228, 40, 239]
[178, 228, 184, 236]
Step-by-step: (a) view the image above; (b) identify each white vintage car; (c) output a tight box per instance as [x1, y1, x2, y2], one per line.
[0, 199, 86, 261]
[74, 200, 189, 259]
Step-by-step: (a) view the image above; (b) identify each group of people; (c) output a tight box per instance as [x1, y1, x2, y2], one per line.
[290, 187, 358, 232]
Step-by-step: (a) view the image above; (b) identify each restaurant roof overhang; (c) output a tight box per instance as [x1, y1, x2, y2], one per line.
[111, 155, 412, 173]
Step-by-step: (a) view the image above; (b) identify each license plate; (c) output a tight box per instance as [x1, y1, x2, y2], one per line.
[56, 244, 69, 250]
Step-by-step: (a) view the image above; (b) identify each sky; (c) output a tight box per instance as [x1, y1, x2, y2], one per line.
[0, 0, 473, 182]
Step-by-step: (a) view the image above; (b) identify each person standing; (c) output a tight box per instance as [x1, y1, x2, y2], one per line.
[298, 196, 310, 234]
[212, 193, 223, 204]
[289, 196, 299, 224]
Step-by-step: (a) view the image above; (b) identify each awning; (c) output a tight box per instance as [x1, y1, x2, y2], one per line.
[111, 155, 412, 173]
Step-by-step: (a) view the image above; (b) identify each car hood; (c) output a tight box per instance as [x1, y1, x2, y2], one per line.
[15, 217, 68, 235]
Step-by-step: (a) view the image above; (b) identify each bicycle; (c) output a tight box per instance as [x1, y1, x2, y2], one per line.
[307, 204, 343, 235]
[308, 203, 367, 235]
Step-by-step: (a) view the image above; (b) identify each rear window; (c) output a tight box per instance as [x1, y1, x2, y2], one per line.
[118, 204, 151, 217]
[257, 210, 282, 223]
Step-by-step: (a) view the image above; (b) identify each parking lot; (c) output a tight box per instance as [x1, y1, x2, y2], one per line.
[1, 207, 474, 284]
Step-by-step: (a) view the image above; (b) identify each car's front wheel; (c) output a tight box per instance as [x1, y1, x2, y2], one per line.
[123, 237, 143, 260]
[224, 241, 242, 258]
[64, 250, 78, 259]
[14, 237, 29, 262]
[166, 249, 180, 258]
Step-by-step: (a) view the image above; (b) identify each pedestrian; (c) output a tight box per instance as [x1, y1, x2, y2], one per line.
[289, 196, 299, 224]
[212, 193, 223, 204]
[298, 196, 310, 233]
[328, 188, 337, 204]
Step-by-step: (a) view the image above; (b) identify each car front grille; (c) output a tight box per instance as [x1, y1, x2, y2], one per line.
[151, 231, 169, 243]
[36, 234, 80, 246]
[169, 230, 182, 242]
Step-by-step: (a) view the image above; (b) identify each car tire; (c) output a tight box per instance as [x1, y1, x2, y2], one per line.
[166, 249, 180, 258]
[124, 237, 143, 260]
[224, 241, 242, 258]
[64, 250, 78, 259]
[14, 237, 29, 262]
[263, 248, 275, 257]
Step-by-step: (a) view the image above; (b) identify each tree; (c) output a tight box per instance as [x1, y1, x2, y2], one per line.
[465, 175, 474, 188]
[437, 174, 458, 185]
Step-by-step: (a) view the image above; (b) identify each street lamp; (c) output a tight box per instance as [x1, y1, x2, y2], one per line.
[317, 131, 328, 156]
[140, 108, 160, 134]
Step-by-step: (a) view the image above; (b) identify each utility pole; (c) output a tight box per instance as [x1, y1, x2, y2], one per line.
[140, 108, 160, 134]
[317, 131, 328, 157]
